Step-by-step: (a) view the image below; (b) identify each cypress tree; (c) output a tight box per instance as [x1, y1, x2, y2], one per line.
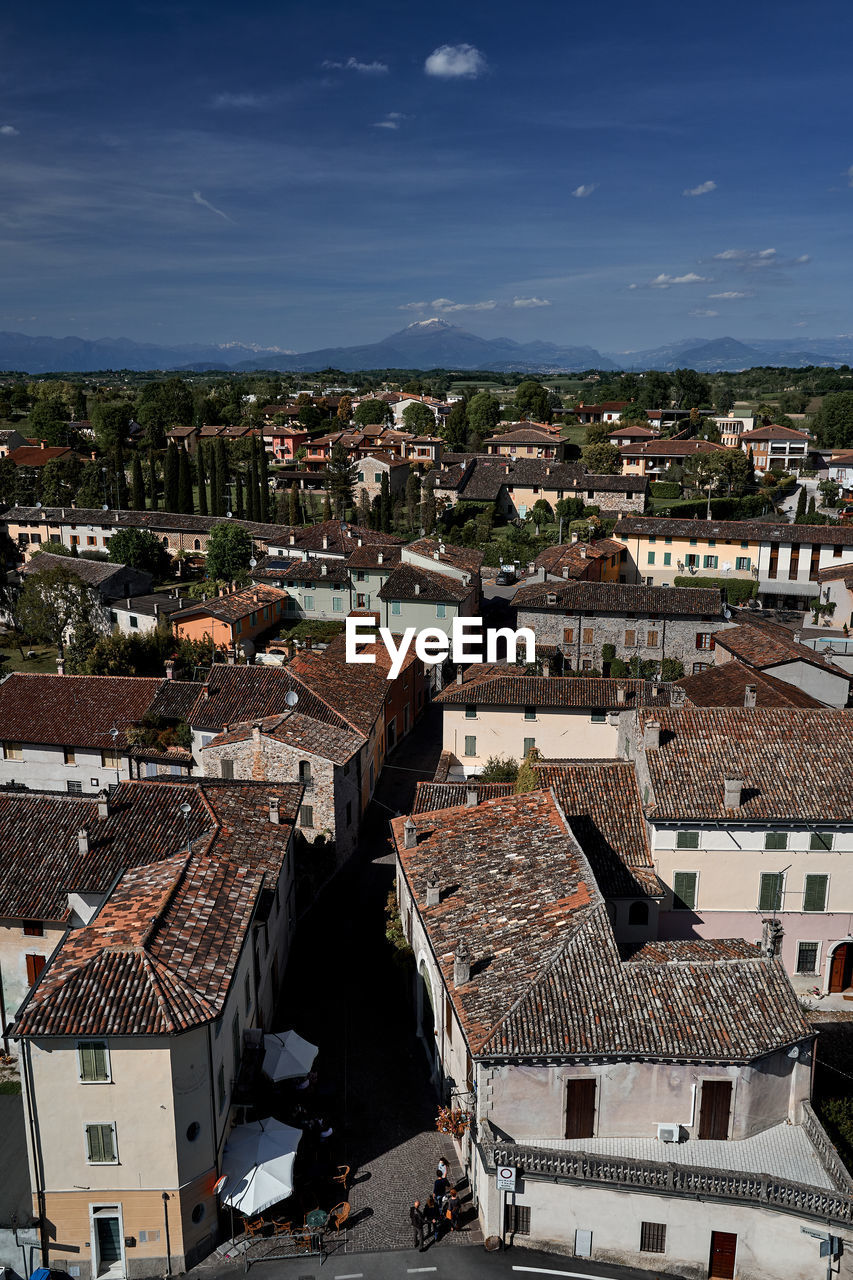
[248, 440, 259, 522]
[235, 470, 245, 519]
[323, 490, 332, 520]
[258, 435, 270, 523]
[197, 444, 208, 516]
[148, 451, 159, 510]
[288, 482, 299, 525]
[131, 454, 145, 510]
[163, 441, 180, 512]
[208, 442, 220, 517]
[178, 447, 193, 514]
[380, 472, 391, 532]
[795, 486, 807, 522]
[215, 438, 228, 515]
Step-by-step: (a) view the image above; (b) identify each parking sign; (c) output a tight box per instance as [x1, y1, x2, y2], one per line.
[497, 1165, 517, 1192]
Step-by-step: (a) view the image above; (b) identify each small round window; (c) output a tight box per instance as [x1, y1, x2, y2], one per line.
[191, 1203, 206, 1224]
[186, 1122, 201, 1142]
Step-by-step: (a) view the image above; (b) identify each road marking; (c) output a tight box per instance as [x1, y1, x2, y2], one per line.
[335, 1274, 363, 1278]
[513, 1270, 606, 1280]
[407, 1269, 437, 1274]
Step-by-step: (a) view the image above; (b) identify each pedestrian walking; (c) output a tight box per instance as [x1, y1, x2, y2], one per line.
[433, 1172, 448, 1202]
[446, 1186, 460, 1231]
[410, 1200, 425, 1251]
[436, 1157, 448, 1180]
[424, 1194, 441, 1244]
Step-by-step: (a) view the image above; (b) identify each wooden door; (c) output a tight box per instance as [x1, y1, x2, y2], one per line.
[698, 1080, 732, 1140]
[708, 1231, 737, 1280]
[564, 1078, 596, 1139]
[829, 944, 853, 993]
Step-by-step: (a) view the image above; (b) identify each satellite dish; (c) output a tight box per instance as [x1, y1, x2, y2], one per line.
[226, 510, 233, 518]
[102, 503, 109, 510]
[35, 502, 42, 509]
[285, 690, 299, 708]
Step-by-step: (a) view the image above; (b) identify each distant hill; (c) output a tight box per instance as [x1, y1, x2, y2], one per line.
[2, 321, 853, 375]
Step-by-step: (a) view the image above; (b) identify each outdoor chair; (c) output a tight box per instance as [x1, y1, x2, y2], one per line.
[327, 1202, 351, 1233]
[331, 1164, 350, 1190]
[270, 1219, 294, 1237]
[244, 1218, 266, 1239]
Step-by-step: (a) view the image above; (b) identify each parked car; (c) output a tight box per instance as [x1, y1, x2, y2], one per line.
[495, 570, 517, 586]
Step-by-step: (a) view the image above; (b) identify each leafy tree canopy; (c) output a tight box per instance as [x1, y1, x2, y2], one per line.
[107, 527, 170, 578]
[204, 522, 252, 580]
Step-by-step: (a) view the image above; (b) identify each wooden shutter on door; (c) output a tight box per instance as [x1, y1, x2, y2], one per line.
[698, 1080, 732, 1140]
[564, 1078, 596, 1139]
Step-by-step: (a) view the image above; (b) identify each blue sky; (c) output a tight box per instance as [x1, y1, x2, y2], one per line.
[1, 0, 852, 353]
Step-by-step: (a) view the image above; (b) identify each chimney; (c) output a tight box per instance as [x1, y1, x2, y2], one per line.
[572, 529, 579, 543]
[203, 685, 210, 700]
[252, 723, 261, 744]
[357, 536, 363, 547]
[322, 535, 328, 550]
[761, 917, 783, 960]
[153, 603, 160, 619]
[426, 869, 440, 906]
[164, 659, 174, 680]
[97, 789, 110, 819]
[377, 552, 383, 565]
[227, 648, 236, 665]
[403, 818, 417, 849]
[794, 630, 802, 645]
[321, 564, 327, 576]
[453, 940, 471, 986]
[456, 667, 463, 685]
[545, 466, 551, 476]
[616, 682, 626, 705]
[579, 546, 587, 560]
[724, 778, 744, 808]
[77, 827, 89, 854]
[562, 565, 570, 578]
[433, 550, 440, 561]
[56, 654, 65, 676]
[644, 721, 660, 751]
[269, 795, 280, 824]
[415, 582, 420, 595]
[466, 787, 478, 808]
[542, 658, 551, 678]
[289, 533, 295, 546]
[744, 683, 757, 708]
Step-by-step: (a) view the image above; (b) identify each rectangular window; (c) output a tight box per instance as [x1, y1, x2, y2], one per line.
[689, 538, 698, 546]
[695, 633, 714, 650]
[391, 601, 401, 615]
[464, 735, 476, 757]
[646, 631, 659, 648]
[332, 597, 343, 612]
[523, 737, 535, 755]
[300, 804, 314, 827]
[648, 535, 657, 544]
[803, 874, 828, 913]
[735, 557, 751, 571]
[78, 1041, 110, 1083]
[740, 540, 749, 548]
[796, 941, 819, 975]
[810, 832, 833, 851]
[703, 555, 718, 569]
[3, 742, 22, 761]
[26, 953, 46, 984]
[217, 1064, 226, 1112]
[505, 1204, 531, 1236]
[465, 705, 477, 719]
[582, 628, 594, 645]
[590, 712, 606, 723]
[524, 706, 536, 721]
[663, 552, 671, 566]
[129, 616, 138, 629]
[692, 661, 709, 674]
[67, 780, 83, 795]
[647, 551, 655, 565]
[640, 1222, 667, 1254]
[64, 748, 76, 765]
[85, 1122, 117, 1164]
[244, 972, 252, 1013]
[625, 629, 636, 647]
[563, 628, 574, 644]
[707, 538, 716, 547]
[685, 554, 699, 568]
[23, 920, 43, 936]
[764, 831, 788, 850]
[87, 536, 96, 546]
[304, 595, 314, 611]
[672, 871, 697, 911]
[676, 830, 699, 849]
[101, 749, 120, 768]
[436, 604, 447, 619]
[758, 871, 784, 912]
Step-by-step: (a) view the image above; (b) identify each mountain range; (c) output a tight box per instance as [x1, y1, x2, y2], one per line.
[2, 319, 853, 375]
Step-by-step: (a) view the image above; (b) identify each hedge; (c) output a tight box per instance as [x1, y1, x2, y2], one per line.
[674, 575, 757, 606]
[650, 481, 681, 499]
[653, 494, 773, 520]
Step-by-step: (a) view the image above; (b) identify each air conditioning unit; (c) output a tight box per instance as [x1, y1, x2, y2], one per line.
[657, 1122, 681, 1143]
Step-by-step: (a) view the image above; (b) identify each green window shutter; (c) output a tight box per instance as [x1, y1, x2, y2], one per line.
[79, 1041, 107, 1082]
[759, 872, 783, 912]
[672, 871, 697, 910]
[676, 830, 699, 849]
[764, 832, 788, 850]
[803, 874, 828, 913]
[810, 832, 832, 851]
[87, 1123, 115, 1162]
[523, 737, 535, 756]
[464, 736, 476, 757]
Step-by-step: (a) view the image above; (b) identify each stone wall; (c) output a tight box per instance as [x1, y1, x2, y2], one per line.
[518, 607, 729, 672]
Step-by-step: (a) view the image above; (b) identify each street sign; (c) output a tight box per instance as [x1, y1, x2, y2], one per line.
[496, 1165, 517, 1192]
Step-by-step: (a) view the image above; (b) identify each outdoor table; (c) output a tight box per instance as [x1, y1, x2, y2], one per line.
[305, 1209, 328, 1229]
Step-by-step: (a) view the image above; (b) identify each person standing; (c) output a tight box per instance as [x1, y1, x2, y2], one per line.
[436, 1157, 448, 1181]
[433, 1172, 448, 1203]
[424, 1194, 441, 1245]
[446, 1186, 460, 1231]
[410, 1200, 425, 1251]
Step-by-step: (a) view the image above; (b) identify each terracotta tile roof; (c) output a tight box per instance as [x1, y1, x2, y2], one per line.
[188, 664, 356, 734]
[740, 425, 812, 442]
[514, 579, 723, 616]
[275, 556, 352, 585]
[614, 515, 853, 547]
[675, 659, 824, 709]
[288, 650, 387, 737]
[147, 679, 200, 721]
[346, 544, 402, 570]
[534, 540, 622, 577]
[378, 563, 476, 605]
[485, 428, 561, 444]
[581, 472, 648, 493]
[626, 938, 760, 963]
[620, 440, 727, 458]
[817, 563, 853, 584]
[323, 630, 419, 675]
[172, 583, 287, 624]
[22, 553, 122, 587]
[639, 706, 853, 821]
[714, 619, 849, 677]
[11, 445, 72, 467]
[284, 520, 403, 557]
[6, 506, 292, 541]
[203, 709, 364, 764]
[394, 793, 809, 1061]
[437, 675, 672, 710]
[412, 782, 515, 812]
[0, 673, 167, 749]
[405, 538, 484, 574]
[608, 425, 655, 439]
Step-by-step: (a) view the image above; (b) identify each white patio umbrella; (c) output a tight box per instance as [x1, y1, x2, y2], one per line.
[262, 1030, 318, 1082]
[220, 1118, 303, 1215]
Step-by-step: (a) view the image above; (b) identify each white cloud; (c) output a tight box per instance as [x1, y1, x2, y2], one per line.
[650, 272, 708, 288]
[400, 296, 496, 312]
[571, 183, 597, 198]
[322, 56, 389, 74]
[512, 296, 551, 308]
[424, 43, 487, 79]
[683, 179, 716, 197]
[192, 190, 233, 223]
[0, 125, 19, 137]
[708, 290, 751, 299]
[627, 283, 639, 290]
[713, 247, 810, 271]
[212, 92, 267, 109]
[690, 308, 719, 317]
[373, 112, 407, 130]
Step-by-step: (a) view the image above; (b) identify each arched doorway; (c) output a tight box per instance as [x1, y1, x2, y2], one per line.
[828, 942, 853, 993]
[416, 959, 438, 1081]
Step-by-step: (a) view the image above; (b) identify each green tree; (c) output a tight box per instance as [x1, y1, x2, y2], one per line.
[402, 401, 436, 434]
[27, 398, 69, 445]
[163, 442, 180, 512]
[90, 400, 132, 454]
[114, 441, 129, 509]
[515, 380, 550, 422]
[615, 402, 650, 426]
[585, 423, 613, 445]
[337, 395, 353, 422]
[795, 486, 808, 522]
[258, 437, 270, 523]
[148, 452, 159, 510]
[215, 438, 229, 515]
[354, 398, 392, 426]
[442, 400, 469, 451]
[380, 472, 391, 532]
[208, 443, 220, 517]
[819, 479, 840, 508]
[479, 756, 518, 783]
[108, 528, 169, 577]
[197, 445, 208, 516]
[466, 391, 502, 436]
[327, 440, 357, 517]
[637, 370, 672, 411]
[813, 391, 853, 450]
[71, 385, 88, 420]
[234, 469, 245, 519]
[672, 368, 710, 410]
[322, 491, 332, 520]
[405, 469, 421, 525]
[514, 746, 542, 794]
[298, 402, 322, 431]
[0, 455, 16, 502]
[74, 460, 104, 509]
[205, 522, 252, 580]
[16, 564, 108, 647]
[357, 487, 372, 527]
[582, 442, 622, 474]
[420, 487, 436, 534]
[178, 448, 193, 514]
[247, 440, 259, 521]
[288, 482, 299, 525]
[131, 454, 146, 510]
